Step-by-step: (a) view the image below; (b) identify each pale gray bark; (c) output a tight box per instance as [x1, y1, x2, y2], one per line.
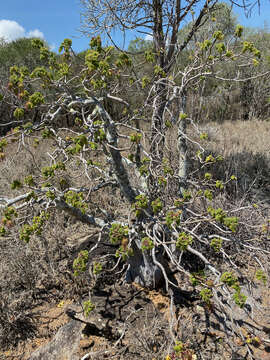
[55, 198, 106, 228]
[178, 90, 188, 197]
[92, 96, 138, 203]
[150, 83, 166, 164]
[125, 238, 163, 288]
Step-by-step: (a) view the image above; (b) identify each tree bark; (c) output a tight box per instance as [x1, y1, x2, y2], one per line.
[93, 96, 138, 203]
[126, 238, 163, 288]
[150, 83, 166, 164]
[178, 90, 188, 197]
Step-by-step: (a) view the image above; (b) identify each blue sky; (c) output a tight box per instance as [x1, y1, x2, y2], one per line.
[0, 0, 269, 53]
[0, 0, 90, 52]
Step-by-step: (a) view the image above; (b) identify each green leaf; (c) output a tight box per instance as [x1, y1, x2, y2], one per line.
[234, 24, 244, 38]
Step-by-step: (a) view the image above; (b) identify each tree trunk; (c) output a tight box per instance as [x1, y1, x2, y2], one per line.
[125, 238, 163, 289]
[178, 90, 188, 197]
[148, 83, 167, 201]
[150, 83, 166, 164]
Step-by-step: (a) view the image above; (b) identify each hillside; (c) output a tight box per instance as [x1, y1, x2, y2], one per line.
[0, 119, 269, 360]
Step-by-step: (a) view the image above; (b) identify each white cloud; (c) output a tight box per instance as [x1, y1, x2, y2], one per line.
[0, 19, 44, 43]
[27, 29, 44, 39]
[0, 20, 25, 42]
[145, 34, 153, 41]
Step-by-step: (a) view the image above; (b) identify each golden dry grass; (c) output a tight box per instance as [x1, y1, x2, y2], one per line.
[202, 120, 270, 157]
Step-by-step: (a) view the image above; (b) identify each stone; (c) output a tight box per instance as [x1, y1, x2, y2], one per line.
[28, 320, 84, 360]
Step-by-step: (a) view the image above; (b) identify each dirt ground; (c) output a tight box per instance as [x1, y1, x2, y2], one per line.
[1, 274, 270, 360]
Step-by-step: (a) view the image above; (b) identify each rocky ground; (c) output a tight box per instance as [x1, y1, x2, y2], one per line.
[1, 240, 270, 360]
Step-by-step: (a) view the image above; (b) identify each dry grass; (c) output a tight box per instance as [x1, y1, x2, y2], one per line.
[202, 120, 270, 156]
[199, 120, 270, 200]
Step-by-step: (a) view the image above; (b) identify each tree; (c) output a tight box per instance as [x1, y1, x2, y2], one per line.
[0, 37, 48, 82]
[0, 6, 269, 356]
[79, 0, 263, 177]
[80, 0, 212, 162]
[0, 38, 50, 134]
[237, 26, 270, 120]
[128, 37, 153, 53]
